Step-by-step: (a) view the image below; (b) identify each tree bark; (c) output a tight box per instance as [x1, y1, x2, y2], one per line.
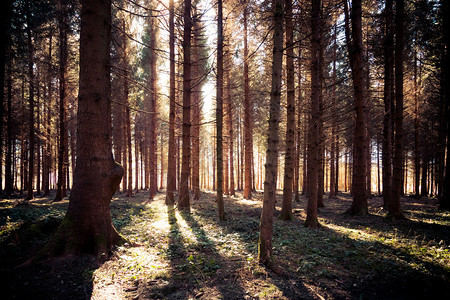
[389, 0, 406, 219]
[216, 0, 225, 220]
[43, 0, 124, 258]
[179, 0, 192, 211]
[344, 0, 368, 216]
[166, 0, 176, 204]
[304, 0, 321, 228]
[243, 1, 252, 199]
[54, 0, 69, 202]
[25, 0, 35, 201]
[439, 0, 450, 209]
[258, 0, 284, 266]
[382, 0, 394, 209]
[281, 0, 295, 220]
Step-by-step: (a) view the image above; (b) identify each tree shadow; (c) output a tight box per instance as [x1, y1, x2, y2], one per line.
[179, 209, 249, 299]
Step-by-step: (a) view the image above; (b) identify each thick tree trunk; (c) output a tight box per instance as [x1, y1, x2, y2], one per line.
[281, 0, 295, 220]
[304, 0, 321, 228]
[389, 0, 406, 219]
[439, 0, 450, 209]
[43, 0, 124, 258]
[179, 0, 192, 210]
[258, 0, 283, 266]
[344, 0, 368, 216]
[243, 1, 252, 199]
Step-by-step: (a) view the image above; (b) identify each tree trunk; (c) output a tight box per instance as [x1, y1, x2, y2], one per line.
[439, 0, 450, 209]
[344, 0, 368, 216]
[54, 0, 69, 202]
[329, 23, 338, 199]
[166, 0, 176, 204]
[258, 0, 283, 266]
[243, 1, 252, 199]
[179, 0, 192, 210]
[216, 0, 225, 220]
[294, 45, 302, 202]
[304, 0, 321, 227]
[281, 0, 295, 220]
[25, 0, 35, 201]
[227, 60, 235, 196]
[389, 0, 406, 219]
[382, 0, 394, 209]
[43, 0, 124, 258]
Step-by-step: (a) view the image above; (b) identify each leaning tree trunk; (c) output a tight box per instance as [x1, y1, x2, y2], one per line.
[344, 0, 368, 216]
[258, 0, 284, 267]
[281, 0, 295, 221]
[42, 0, 124, 258]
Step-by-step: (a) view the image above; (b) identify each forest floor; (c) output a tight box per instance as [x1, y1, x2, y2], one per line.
[1, 190, 450, 299]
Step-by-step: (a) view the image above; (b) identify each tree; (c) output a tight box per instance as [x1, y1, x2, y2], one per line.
[54, 0, 69, 202]
[216, 0, 225, 220]
[281, 0, 295, 221]
[166, 0, 176, 204]
[258, 0, 283, 267]
[304, 0, 322, 228]
[25, 0, 35, 201]
[439, 0, 450, 210]
[43, 0, 124, 257]
[179, 0, 192, 211]
[344, 0, 368, 216]
[382, 0, 394, 210]
[0, 0, 12, 195]
[389, 0, 406, 219]
[243, 0, 253, 200]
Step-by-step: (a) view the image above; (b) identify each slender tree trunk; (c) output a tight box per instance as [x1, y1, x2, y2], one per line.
[216, 0, 225, 220]
[0, 0, 12, 194]
[227, 60, 235, 196]
[294, 47, 302, 202]
[166, 0, 176, 204]
[258, 0, 284, 266]
[329, 23, 338, 199]
[344, 0, 368, 215]
[414, 53, 421, 198]
[382, 0, 394, 209]
[179, 0, 192, 210]
[304, 0, 322, 228]
[44, 0, 124, 258]
[281, 0, 295, 220]
[5, 48, 13, 195]
[243, 1, 252, 199]
[25, 0, 35, 201]
[54, 0, 69, 202]
[389, 0, 406, 219]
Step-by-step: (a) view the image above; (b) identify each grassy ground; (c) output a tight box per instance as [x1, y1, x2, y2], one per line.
[1, 190, 449, 299]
